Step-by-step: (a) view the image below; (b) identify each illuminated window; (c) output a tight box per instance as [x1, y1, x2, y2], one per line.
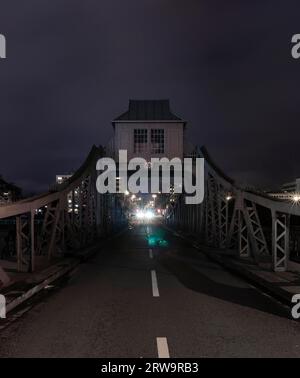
[151, 129, 164, 154]
[134, 129, 148, 153]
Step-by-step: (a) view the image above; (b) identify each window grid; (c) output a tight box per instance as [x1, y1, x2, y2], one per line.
[134, 129, 148, 153]
[151, 129, 164, 154]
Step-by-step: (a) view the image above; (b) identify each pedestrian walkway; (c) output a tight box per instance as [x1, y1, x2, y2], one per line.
[168, 227, 300, 307]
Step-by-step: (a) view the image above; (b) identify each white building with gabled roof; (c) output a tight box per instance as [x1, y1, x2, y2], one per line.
[111, 100, 186, 162]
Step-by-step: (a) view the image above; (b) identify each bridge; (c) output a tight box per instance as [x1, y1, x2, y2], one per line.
[0, 145, 300, 358]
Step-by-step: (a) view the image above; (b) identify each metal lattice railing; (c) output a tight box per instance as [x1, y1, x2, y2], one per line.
[165, 146, 300, 272]
[0, 146, 127, 273]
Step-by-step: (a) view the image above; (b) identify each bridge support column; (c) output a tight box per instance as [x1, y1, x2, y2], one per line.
[217, 191, 229, 249]
[16, 215, 24, 272]
[46, 200, 62, 261]
[205, 177, 217, 246]
[272, 211, 290, 272]
[238, 209, 250, 258]
[227, 192, 250, 258]
[30, 210, 35, 272]
[16, 212, 36, 272]
[244, 201, 269, 263]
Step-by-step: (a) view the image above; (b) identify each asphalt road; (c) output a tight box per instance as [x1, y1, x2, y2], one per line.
[0, 222, 299, 358]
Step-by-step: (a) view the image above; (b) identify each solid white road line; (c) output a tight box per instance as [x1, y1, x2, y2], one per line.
[149, 249, 153, 259]
[157, 337, 170, 358]
[151, 270, 160, 297]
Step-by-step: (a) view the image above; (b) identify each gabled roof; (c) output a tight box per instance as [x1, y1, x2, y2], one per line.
[113, 100, 184, 123]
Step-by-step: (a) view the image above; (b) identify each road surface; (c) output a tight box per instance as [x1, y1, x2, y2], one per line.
[0, 222, 299, 358]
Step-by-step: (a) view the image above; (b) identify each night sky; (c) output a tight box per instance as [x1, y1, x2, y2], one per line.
[0, 1, 299, 194]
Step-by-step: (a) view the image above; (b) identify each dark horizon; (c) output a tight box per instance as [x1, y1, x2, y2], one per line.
[0, 1, 300, 194]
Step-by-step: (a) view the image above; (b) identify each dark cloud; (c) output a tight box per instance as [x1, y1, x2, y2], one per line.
[0, 0, 299, 193]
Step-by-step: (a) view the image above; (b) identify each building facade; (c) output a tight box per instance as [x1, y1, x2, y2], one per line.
[111, 100, 186, 162]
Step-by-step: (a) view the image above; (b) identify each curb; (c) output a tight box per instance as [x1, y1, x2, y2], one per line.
[6, 259, 79, 314]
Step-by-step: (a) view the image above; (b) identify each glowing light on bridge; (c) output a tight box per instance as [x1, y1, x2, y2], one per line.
[293, 194, 300, 203]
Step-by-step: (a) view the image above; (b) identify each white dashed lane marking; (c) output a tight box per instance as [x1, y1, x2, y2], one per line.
[157, 337, 170, 358]
[151, 270, 160, 297]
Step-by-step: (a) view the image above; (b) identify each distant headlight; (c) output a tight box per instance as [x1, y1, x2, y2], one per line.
[136, 211, 143, 219]
[145, 210, 154, 219]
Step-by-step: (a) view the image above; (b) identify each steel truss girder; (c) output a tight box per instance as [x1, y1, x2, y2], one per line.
[78, 176, 97, 245]
[272, 211, 290, 272]
[218, 191, 229, 248]
[162, 146, 300, 272]
[205, 177, 216, 245]
[16, 215, 30, 272]
[64, 208, 80, 250]
[0, 146, 128, 273]
[37, 200, 63, 260]
[16, 211, 35, 272]
[244, 201, 269, 261]
[238, 209, 250, 258]
[205, 173, 229, 248]
[227, 195, 250, 258]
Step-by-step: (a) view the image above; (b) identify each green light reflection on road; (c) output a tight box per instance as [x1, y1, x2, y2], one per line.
[146, 229, 169, 247]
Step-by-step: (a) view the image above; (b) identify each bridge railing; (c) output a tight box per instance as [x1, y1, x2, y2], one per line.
[165, 146, 300, 272]
[0, 146, 127, 273]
